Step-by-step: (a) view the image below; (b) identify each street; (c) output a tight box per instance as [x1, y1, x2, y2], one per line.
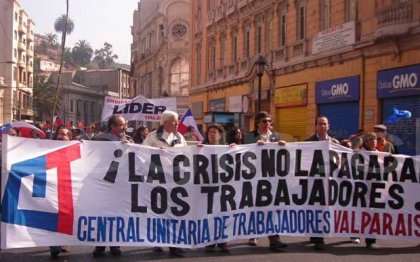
[1, 236, 419, 262]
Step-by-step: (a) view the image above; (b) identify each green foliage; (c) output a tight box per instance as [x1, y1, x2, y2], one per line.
[72, 40, 93, 67]
[93, 42, 119, 69]
[54, 14, 74, 35]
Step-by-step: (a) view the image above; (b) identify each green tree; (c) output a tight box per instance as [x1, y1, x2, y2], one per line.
[45, 32, 58, 46]
[93, 42, 118, 69]
[63, 47, 73, 67]
[54, 14, 74, 35]
[72, 40, 93, 67]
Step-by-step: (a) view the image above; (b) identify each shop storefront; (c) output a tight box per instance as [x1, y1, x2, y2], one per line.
[274, 84, 308, 141]
[316, 76, 360, 140]
[377, 64, 420, 155]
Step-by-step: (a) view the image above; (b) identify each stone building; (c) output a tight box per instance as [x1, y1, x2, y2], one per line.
[0, 0, 35, 124]
[189, 0, 420, 155]
[131, 0, 192, 119]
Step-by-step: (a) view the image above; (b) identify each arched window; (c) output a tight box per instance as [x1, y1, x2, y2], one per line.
[170, 58, 189, 95]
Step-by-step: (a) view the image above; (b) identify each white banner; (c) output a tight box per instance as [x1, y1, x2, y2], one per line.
[1, 137, 420, 248]
[101, 95, 177, 122]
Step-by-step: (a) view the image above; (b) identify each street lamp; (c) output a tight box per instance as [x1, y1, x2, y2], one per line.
[254, 55, 267, 112]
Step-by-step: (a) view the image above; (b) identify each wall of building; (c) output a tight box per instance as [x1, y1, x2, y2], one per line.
[0, 0, 35, 124]
[131, 0, 192, 117]
[189, 0, 420, 154]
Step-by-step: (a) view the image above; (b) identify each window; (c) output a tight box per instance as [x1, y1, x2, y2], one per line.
[170, 58, 190, 95]
[320, 0, 331, 30]
[13, 66, 17, 81]
[345, 0, 358, 22]
[280, 14, 287, 47]
[70, 99, 74, 112]
[84, 101, 89, 125]
[77, 100, 81, 118]
[208, 0, 215, 10]
[14, 48, 17, 58]
[14, 30, 17, 40]
[220, 33, 226, 67]
[266, 20, 272, 52]
[257, 25, 262, 54]
[196, 44, 201, 83]
[297, 5, 306, 40]
[244, 29, 250, 57]
[91, 102, 95, 122]
[232, 34, 237, 62]
[159, 24, 165, 41]
[208, 38, 216, 72]
[158, 67, 164, 96]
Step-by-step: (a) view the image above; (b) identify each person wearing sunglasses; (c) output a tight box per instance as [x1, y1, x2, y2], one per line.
[245, 111, 288, 251]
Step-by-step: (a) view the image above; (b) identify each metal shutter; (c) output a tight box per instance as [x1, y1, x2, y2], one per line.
[319, 102, 359, 141]
[275, 107, 307, 142]
[382, 96, 420, 155]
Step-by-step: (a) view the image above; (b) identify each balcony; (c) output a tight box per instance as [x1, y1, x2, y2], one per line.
[18, 41, 26, 50]
[206, 9, 215, 26]
[217, 67, 224, 78]
[376, 1, 417, 38]
[273, 47, 287, 62]
[215, 4, 226, 22]
[238, 0, 248, 9]
[27, 33, 34, 42]
[228, 63, 238, 75]
[27, 64, 33, 73]
[20, 107, 34, 117]
[18, 23, 27, 34]
[26, 48, 33, 57]
[293, 40, 307, 57]
[17, 60, 26, 68]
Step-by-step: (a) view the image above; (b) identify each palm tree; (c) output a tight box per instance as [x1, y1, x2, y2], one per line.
[72, 40, 93, 67]
[54, 14, 74, 35]
[45, 32, 57, 46]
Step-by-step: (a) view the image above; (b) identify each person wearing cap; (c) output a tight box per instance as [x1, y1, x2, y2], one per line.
[305, 115, 339, 250]
[244, 111, 288, 251]
[373, 124, 395, 154]
[361, 132, 380, 249]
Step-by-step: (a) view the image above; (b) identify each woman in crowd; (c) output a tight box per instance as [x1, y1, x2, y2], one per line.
[201, 123, 230, 253]
[133, 126, 149, 144]
[227, 126, 243, 145]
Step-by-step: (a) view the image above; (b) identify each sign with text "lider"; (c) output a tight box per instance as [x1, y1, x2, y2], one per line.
[101, 95, 177, 122]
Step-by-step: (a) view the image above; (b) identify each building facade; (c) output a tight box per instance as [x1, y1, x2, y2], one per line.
[131, 0, 192, 118]
[47, 68, 130, 126]
[190, 0, 420, 155]
[0, 0, 35, 125]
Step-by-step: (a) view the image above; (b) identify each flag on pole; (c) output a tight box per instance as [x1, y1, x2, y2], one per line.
[53, 113, 63, 125]
[178, 109, 204, 141]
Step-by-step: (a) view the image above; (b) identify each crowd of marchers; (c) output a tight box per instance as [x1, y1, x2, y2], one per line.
[0, 110, 399, 258]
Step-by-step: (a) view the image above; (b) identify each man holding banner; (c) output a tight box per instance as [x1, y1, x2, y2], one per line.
[143, 110, 187, 256]
[245, 111, 288, 251]
[91, 114, 132, 257]
[305, 115, 339, 251]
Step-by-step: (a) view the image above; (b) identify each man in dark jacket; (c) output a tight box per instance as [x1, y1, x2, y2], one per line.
[91, 115, 132, 257]
[245, 111, 288, 251]
[305, 115, 338, 250]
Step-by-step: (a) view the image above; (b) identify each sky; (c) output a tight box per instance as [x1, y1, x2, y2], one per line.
[19, 0, 139, 65]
